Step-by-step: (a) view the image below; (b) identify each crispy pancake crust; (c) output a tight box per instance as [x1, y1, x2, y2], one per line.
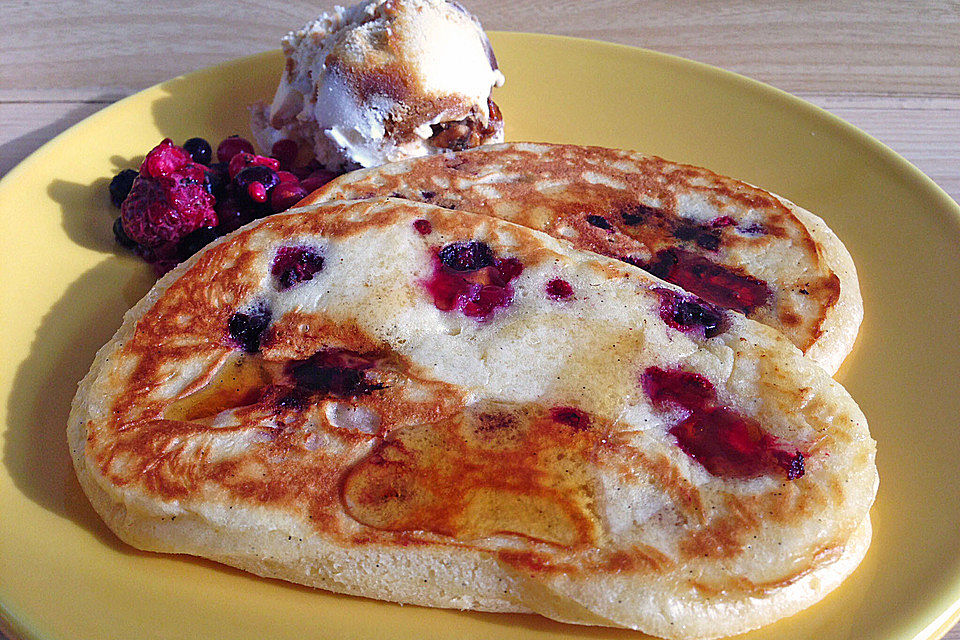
[69, 198, 877, 639]
[303, 143, 863, 374]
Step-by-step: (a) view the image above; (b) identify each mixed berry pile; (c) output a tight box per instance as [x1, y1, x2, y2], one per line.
[108, 135, 341, 274]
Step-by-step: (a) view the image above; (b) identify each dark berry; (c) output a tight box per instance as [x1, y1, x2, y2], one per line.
[204, 163, 229, 198]
[644, 249, 771, 314]
[549, 406, 591, 430]
[228, 304, 272, 353]
[215, 197, 250, 234]
[216, 135, 255, 163]
[109, 169, 139, 208]
[176, 226, 220, 261]
[674, 223, 721, 252]
[234, 165, 280, 215]
[655, 288, 726, 338]
[270, 182, 308, 213]
[586, 214, 613, 231]
[276, 170, 299, 184]
[301, 170, 339, 193]
[621, 203, 660, 226]
[439, 241, 494, 272]
[493, 257, 523, 283]
[112, 216, 138, 249]
[183, 137, 212, 165]
[545, 278, 574, 300]
[271, 245, 324, 290]
[228, 152, 279, 179]
[413, 219, 432, 235]
[289, 349, 381, 397]
[270, 139, 299, 170]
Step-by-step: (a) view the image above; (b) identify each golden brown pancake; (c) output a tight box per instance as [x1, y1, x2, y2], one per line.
[69, 198, 876, 639]
[303, 143, 863, 373]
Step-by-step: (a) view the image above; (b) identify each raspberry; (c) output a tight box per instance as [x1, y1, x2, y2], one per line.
[120, 139, 217, 252]
[140, 139, 193, 178]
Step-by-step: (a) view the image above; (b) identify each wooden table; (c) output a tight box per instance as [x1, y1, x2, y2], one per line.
[1, 2, 958, 639]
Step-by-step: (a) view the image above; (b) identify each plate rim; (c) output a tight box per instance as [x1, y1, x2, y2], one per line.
[1, 31, 959, 640]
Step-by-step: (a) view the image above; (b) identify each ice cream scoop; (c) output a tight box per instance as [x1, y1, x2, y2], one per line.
[251, 0, 505, 171]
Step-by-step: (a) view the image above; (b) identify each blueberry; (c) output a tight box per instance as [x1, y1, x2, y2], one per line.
[438, 241, 494, 272]
[586, 215, 613, 231]
[113, 216, 138, 249]
[183, 137, 212, 165]
[673, 300, 724, 338]
[228, 304, 272, 353]
[109, 169, 139, 208]
[204, 163, 229, 199]
[176, 226, 220, 261]
[232, 165, 280, 218]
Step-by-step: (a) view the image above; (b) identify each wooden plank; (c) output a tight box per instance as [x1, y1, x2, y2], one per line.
[1, 0, 958, 99]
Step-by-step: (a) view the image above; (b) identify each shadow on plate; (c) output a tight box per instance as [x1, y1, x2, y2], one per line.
[2, 255, 157, 550]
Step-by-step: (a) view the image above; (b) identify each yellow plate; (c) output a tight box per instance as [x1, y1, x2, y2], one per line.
[2, 33, 959, 640]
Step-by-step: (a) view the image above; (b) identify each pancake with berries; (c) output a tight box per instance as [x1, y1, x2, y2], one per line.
[302, 143, 862, 374]
[69, 198, 877, 639]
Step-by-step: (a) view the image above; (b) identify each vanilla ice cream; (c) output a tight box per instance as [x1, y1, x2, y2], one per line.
[251, 0, 505, 170]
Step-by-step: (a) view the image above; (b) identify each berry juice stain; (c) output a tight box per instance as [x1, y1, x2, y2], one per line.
[425, 241, 523, 320]
[641, 249, 772, 315]
[641, 366, 804, 480]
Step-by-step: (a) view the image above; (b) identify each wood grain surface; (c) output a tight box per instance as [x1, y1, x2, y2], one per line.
[1, 1, 959, 639]
[2, 0, 959, 202]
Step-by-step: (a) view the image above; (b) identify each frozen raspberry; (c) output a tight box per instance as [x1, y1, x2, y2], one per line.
[214, 197, 249, 234]
[120, 139, 217, 251]
[140, 139, 193, 178]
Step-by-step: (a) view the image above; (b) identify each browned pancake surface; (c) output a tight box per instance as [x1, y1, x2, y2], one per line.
[70, 198, 876, 639]
[304, 143, 862, 372]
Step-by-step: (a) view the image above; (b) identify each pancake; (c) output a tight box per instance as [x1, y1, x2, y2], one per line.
[302, 143, 863, 374]
[69, 197, 877, 639]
